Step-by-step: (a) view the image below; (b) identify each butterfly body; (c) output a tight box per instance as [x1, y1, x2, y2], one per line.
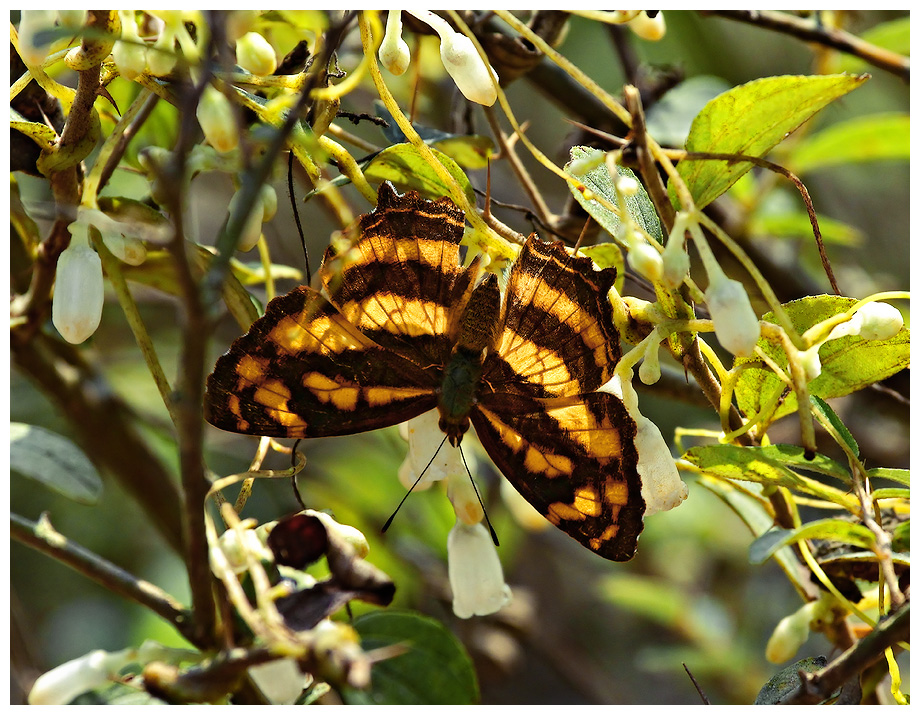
[205, 182, 645, 561]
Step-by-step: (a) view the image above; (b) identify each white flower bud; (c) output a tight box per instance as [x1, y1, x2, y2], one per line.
[227, 187, 265, 252]
[29, 648, 135, 705]
[197, 85, 239, 153]
[567, 152, 606, 177]
[17, 10, 58, 66]
[765, 601, 821, 664]
[259, 184, 278, 222]
[53, 226, 104, 344]
[438, 31, 498, 106]
[638, 339, 662, 385]
[57, 10, 87, 29]
[662, 214, 691, 289]
[616, 175, 639, 196]
[147, 25, 177, 77]
[236, 32, 277, 76]
[852, 301, 903, 341]
[447, 520, 512, 619]
[601, 374, 688, 516]
[628, 242, 664, 283]
[211, 525, 274, 575]
[113, 11, 147, 81]
[379, 11, 411, 76]
[629, 11, 667, 41]
[798, 345, 822, 382]
[705, 273, 760, 357]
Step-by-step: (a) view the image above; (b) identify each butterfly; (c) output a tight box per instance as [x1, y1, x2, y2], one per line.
[204, 181, 644, 561]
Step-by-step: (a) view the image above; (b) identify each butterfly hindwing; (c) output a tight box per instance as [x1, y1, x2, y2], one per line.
[204, 286, 438, 438]
[472, 389, 643, 561]
[484, 237, 620, 398]
[321, 182, 476, 370]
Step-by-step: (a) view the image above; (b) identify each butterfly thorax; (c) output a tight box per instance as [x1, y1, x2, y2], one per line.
[437, 272, 500, 446]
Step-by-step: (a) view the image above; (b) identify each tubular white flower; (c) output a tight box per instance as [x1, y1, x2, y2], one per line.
[601, 373, 688, 516]
[236, 31, 277, 76]
[197, 85, 239, 153]
[798, 345, 823, 382]
[661, 212, 691, 289]
[765, 601, 821, 664]
[113, 11, 147, 80]
[447, 520, 512, 619]
[379, 11, 411, 76]
[28, 648, 135, 705]
[227, 186, 266, 252]
[638, 338, 662, 386]
[211, 524, 274, 576]
[53, 225, 104, 344]
[446, 463, 483, 526]
[826, 302, 903, 343]
[628, 11, 667, 41]
[627, 241, 664, 283]
[398, 410, 464, 490]
[406, 10, 498, 106]
[704, 271, 760, 358]
[17, 10, 57, 66]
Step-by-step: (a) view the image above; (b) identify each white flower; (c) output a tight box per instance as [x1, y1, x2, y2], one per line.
[627, 241, 663, 283]
[113, 11, 147, 81]
[53, 225, 104, 344]
[661, 212, 691, 289]
[638, 338, 661, 386]
[628, 11, 667, 41]
[406, 10, 498, 106]
[765, 601, 820, 664]
[227, 186, 267, 252]
[28, 648, 135, 704]
[398, 410, 464, 490]
[828, 301, 903, 342]
[197, 85, 239, 153]
[798, 345, 822, 382]
[236, 32, 277, 76]
[56, 10, 87, 29]
[147, 15, 179, 77]
[211, 524, 274, 576]
[379, 11, 411, 76]
[17, 10, 57, 66]
[247, 658, 307, 705]
[705, 271, 760, 358]
[447, 520, 512, 619]
[601, 374, 688, 516]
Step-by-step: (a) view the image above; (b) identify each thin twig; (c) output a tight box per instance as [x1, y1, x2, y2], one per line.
[11, 513, 197, 645]
[706, 10, 909, 83]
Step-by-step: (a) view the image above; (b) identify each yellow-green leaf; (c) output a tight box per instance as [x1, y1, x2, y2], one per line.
[734, 295, 909, 424]
[362, 143, 475, 204]
[789, 113, 909, 173]
[670, 74, 868, 209]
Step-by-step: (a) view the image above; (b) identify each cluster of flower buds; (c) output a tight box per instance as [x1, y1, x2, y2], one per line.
[400, 411, 512, 618]
[380, 11, 498, 106]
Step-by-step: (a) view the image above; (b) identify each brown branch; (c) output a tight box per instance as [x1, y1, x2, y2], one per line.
[779, 602, 910, 704]
[11, 513, 198, 646]
[706, 10, 909, 83]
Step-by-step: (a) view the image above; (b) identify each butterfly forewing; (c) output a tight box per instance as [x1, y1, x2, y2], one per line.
[321, 182, 475, 370]
[471, 390, 643, 561]
[204, 286, 438, 438]
[484, 237, 620, 398]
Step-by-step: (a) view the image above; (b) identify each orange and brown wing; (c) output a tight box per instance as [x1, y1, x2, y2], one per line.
[483, 237, 620, 398]
[471, 390, 643, 561]
[204, 286, 438, 438]
[321, 182, 476, 370]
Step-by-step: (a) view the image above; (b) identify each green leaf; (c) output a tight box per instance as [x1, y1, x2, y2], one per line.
[684, 444, 857, 509]
[10, 107, 58, 150]
[751, 210, 862, 246]
[867, 467, 909, 486]
[755, 444, 850, 482]
[10, 423, 102, 504]
[344, 610, 478, 705]
[749, 520, 876, 565]
[734, 295, 910, 423]
[360, 144, 475, 204]
[789, 113, 909, 173]
[810, 395, 859, 458]
[577, 243, 625, 293]
[755, 656, 827, 704]
[564, 145, 663, 243]
[838, 17, 909, 73]
[891, 521, 909, 553]
[670, 74, 868, 208]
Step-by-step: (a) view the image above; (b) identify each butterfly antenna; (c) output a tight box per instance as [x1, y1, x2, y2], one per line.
[287, 151, 311, 283]
[459, 446, 500, 547]
[382, 434, 450, 533]
[290, 438, 306, 510]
